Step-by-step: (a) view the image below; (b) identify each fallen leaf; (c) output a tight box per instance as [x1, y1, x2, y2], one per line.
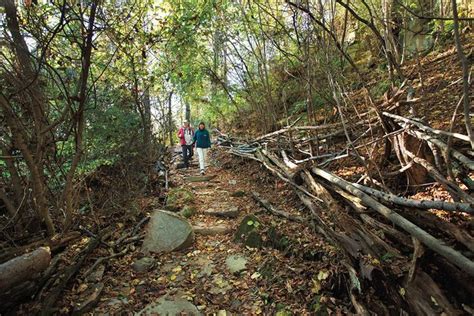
[317, 270, 330, 281]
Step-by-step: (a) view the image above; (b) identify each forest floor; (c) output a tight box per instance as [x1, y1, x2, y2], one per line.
[85, 148, 341, 315]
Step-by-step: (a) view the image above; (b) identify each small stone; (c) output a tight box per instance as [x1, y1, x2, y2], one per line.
[230, 190, 246, 197]
[225, 254, 248, 274]
[180, 205, 196, 218]
[132, 257, 155, 273]
[230, 299, 242, 310]
[136, 296, 201, 315]
[85, 264, 105, 282]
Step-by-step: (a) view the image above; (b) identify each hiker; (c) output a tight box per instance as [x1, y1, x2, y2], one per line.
[177, 120, 194, 168]
[193, 122, 211, 175]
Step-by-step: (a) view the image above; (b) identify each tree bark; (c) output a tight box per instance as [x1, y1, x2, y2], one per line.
[0, 247, 51, 293]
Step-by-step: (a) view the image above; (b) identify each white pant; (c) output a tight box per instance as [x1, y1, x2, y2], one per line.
[196, 148, 208, 171]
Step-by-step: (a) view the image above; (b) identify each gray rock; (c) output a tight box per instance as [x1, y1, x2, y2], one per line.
[166, 188, 194, 212]
[191, 256, 215, 278]
[136, 296, 201, 315]
[142, 210, 194, 254]
[225, 254, 248, 274]
[132, 257, 155, 273]
[180, 205, 196, 218]
[234, 215, 263, 248]
[85, 264, 105, 282]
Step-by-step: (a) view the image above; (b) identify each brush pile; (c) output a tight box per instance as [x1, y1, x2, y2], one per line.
[216, 98, 474, 314]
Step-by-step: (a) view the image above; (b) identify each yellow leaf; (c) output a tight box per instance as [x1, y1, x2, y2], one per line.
[312, 279, 321, 294]
[317, 270, 330, 281]
[170, 274, 177, 281]
[77, 283, 88, 293]
[172, 266, 182, 273]
[131, 278, 140, 286]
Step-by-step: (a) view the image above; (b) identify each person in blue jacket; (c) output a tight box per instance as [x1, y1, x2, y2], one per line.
[193, 122, 211, 175]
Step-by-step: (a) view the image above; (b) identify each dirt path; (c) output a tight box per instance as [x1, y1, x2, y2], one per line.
[91, 148, 332, 315]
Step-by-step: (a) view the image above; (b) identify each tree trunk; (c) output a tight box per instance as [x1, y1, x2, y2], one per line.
[143, 87, 152, 162]
[1, 0, 55, 236]
[168, 91, 174, 145]
[62, 1, 98, 230]
[451, 0, 474, 150]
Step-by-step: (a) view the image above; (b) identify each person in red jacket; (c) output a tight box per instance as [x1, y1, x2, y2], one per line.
[177, 120, 194, 168]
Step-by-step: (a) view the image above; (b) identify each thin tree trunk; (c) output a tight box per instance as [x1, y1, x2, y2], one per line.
[451, 0, 474, 150]
[168, 91, 174, 145]
[62, 1, 98, 230]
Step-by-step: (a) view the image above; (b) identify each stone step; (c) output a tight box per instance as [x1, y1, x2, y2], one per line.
[193, 223, 232, 236]
[185, 175, 217, 182]
[203, 207, 240, 218]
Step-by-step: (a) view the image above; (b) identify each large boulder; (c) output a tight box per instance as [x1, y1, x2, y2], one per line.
[142, 210, 194, 254]
[136, 296, 201, 315]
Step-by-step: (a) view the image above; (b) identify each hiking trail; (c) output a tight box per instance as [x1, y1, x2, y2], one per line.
[89, 146, 330, 315]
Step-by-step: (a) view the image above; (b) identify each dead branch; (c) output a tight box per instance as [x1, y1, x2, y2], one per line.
[352, 182, 474, 213]
[312, 167, 474, 276]
[252, 191, 304, 222]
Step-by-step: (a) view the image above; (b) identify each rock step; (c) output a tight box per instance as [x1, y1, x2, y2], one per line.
[185, 175, 217, 182]
[203, 207, 240, 218]
[193, 223, 232, 236]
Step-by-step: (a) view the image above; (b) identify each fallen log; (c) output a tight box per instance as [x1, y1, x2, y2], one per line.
[352, 182, 474, 213]
[0, 247, 51, 293]
[403, 148, 474, 203]
[382, 111, 470, 142]
[0, 231, 81, 264]
[402, 123, 474, 171]
[312, 167, 474, 277]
